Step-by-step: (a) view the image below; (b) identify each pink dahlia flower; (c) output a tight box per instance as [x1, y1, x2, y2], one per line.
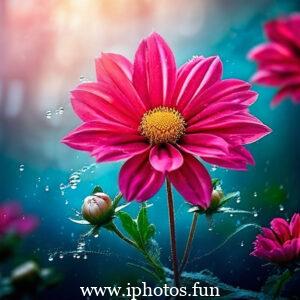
[62, 33, 271, 208]
[251, 213, 300, 264]
[0, 202, 38, 237]
[249, 13, 300, 106]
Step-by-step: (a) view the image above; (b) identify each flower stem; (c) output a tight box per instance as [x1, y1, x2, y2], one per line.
[166, 178, 180, 288]
[179, 212, 199, 274]
[109, 223, 138, 249]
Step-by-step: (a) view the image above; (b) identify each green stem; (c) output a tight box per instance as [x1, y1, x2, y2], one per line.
[179, 212, 199, 274]
[166, 179, 180, 288]
[109, 223, 138, 249]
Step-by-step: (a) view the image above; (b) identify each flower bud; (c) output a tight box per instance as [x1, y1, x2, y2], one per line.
[210, 189, 224, 208]
[11, 261, 40, 287]
[81, 193, 113, 225]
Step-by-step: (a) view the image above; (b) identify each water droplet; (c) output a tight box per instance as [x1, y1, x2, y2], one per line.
[19, 164, 25, 172]
[58, 106, 64, 115]
[279, 204, 284, 211]
[94, 234, 99, 238]
[79, 75, 89, 83]
[65, 200, 69, 205]
[69, 172, 81, 189]
[59, 253, 64, 259]
[240, 241, 244, 247]
[208, 226, 213, 231]
[46, 110, 52, 119]
[48, 255, 54, 261]
[45, 185, 50, 192]
[236, 197, 241, 204]
[253, 192, 257, 198]
[83, 254, 88, 260]
[253, 211, 258, 217]
[211, 165, 217, 172]
[230, 214, 233, 217]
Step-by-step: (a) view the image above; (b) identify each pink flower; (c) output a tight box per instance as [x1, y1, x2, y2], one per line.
[249, 14, 300, 106]
[62, 32, 271, 208]
[251, 213, 300, 264]
[0, 202, 38, 237]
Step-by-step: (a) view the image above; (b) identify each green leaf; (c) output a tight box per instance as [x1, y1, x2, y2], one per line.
[92, 185, 103, 194]
[137, 205, 150, 243]
[69, 218, 90, 225]
[219, 191, 240, 207]
[217, 207, 253, 215]
[262, 269, 293, 298]
[212, 178, 221, 189]
[117, 211, 141, 246]
[145, 224, 156, 241]
[114, 203, 130, 213]
[193, 223, 261, 261]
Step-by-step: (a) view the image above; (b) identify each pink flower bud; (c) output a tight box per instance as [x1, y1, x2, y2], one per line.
[210, 189, 224, 208]
[81, 193, 113, 225]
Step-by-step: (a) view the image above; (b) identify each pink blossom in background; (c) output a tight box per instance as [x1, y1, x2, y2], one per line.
[0, 202, 38, 237]
[62, 32, 271, 208]
[249, 13, 300, 106]
[251, 213, 300, 264]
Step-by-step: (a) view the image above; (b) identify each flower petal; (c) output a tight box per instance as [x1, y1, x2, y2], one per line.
[183, 79, 256, 121]
[174, 56, 222, 111]
[94, 53, 146, 116]
[149, 144, 183, 172]
[168, 153, 212, 208]
[62, 121, 145, 153]
[96, 53, 133, 82]
[133, 32, 177, 108]
[201, 146, 255, 171]
[187, 114, 272, 145]
[119, 152, 165, 202]
[71, 82, 141, 126]
[179, 133, 229, 157]
[290, 213, 300, 238]
[271, 218, 291, 243]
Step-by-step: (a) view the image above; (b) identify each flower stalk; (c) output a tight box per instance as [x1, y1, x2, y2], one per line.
[166, 179, 180, 288]
[179, 212, 199, 274]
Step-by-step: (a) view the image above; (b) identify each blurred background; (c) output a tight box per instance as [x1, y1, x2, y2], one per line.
[0, 0, 299, 299]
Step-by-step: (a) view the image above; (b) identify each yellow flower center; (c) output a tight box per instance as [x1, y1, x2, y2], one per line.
[140, 106, 186, 144]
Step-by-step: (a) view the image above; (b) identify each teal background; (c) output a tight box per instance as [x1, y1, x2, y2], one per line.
[1, 0, 299, 298]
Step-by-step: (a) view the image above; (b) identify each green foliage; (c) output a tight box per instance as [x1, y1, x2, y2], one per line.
[263, 185, 287, 206]
[91, 185, 103, 194]
[262, 269, 293, 298]
[212, 178, 221, 189]
[117, 204, 165, 282]
[118, 211, 141, 246]
[174, 269, 280, 299]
